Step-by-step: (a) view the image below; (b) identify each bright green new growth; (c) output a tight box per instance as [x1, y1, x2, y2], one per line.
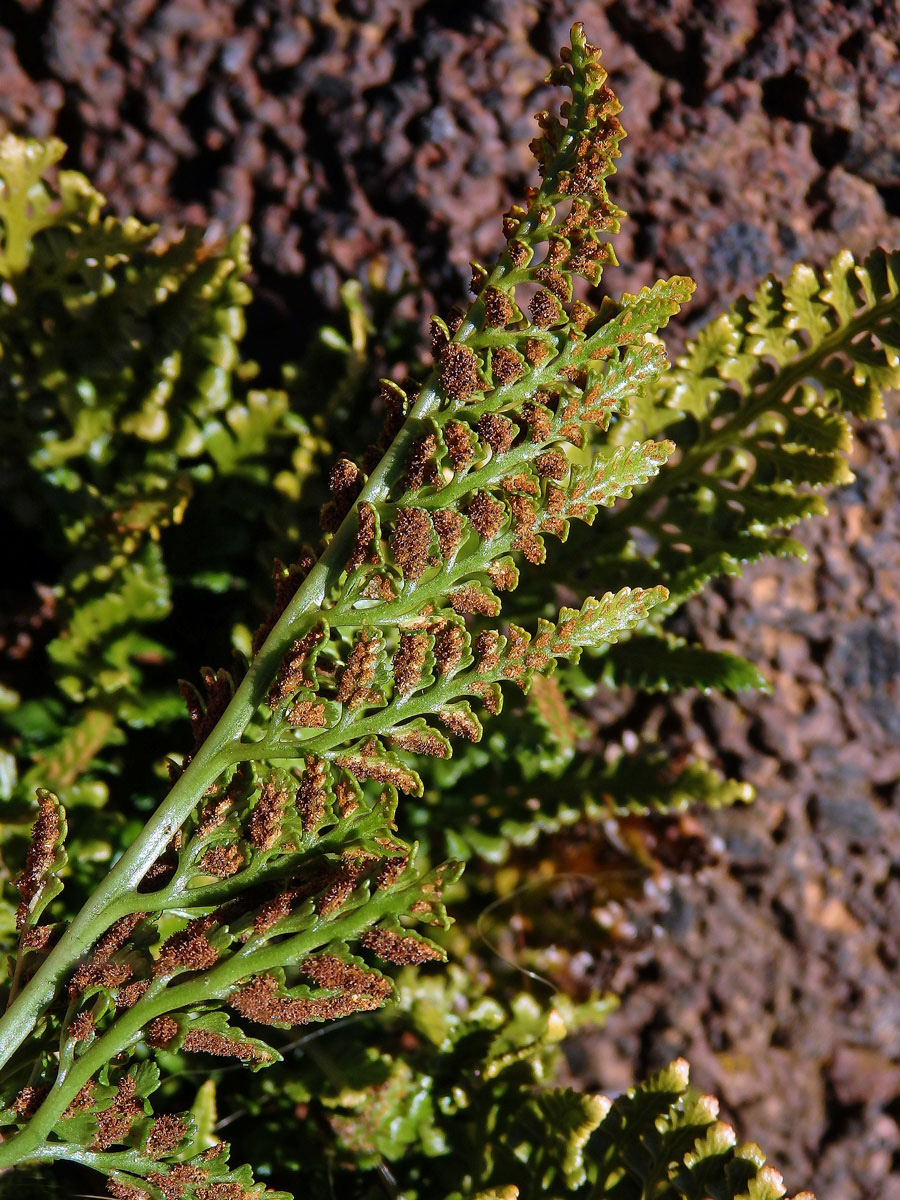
[0, 21, 897, 1200]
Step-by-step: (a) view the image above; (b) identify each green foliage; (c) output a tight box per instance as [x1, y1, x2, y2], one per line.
[0, 131, 298, 925]
[228, 985, 796, 1200]
[582, 247, 900, 622]
[0, 136, 412, 933]
[478, 245, 900, 868]
[0, 20, 889, 1200]
[232, 967, 614, 1193]
[587, 1059, 800, 1200]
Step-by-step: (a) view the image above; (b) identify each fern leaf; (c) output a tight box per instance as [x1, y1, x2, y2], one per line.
[592, 247, 900, 610]
[589, 1059, 809, 1200]
[0, 135, 100, 276]
[601, 636, 770, 694]
[13, 789, 67, 935]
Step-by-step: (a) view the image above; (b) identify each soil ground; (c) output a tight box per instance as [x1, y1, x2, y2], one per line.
[2, 2, 900, 1196]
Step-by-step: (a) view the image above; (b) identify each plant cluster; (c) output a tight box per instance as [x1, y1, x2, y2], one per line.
[1, 23, 898, 1200]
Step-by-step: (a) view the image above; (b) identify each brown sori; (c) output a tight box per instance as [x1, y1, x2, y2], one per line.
[69, 912, 145, 997]
[321, 458, 363, 533]
[248, 778, 290, 851]
[465, 491, 505, 539]
[404, 432, 439, 492]
[443, 419, 475, 470]
[197, 844, 245, 879]
[449, 586, 500, 617]
[437, 707, 482, 742]
[392, 631, 429, 697]
[535, 448, 568, 479]
[522, 399, 554, 442]
[336, 629, 381, 709]
[432, 509, 464, 561]
[439, 342, 482, 401]
[91, 1076, 142, 1150]
[145, 1163, 208, 1200]
[362, 927, 444, 966]
[347, 501, 378, 569]
[154, 914, 219, 977]
[144, 1115, 188, 1159]
[334, 746, 421, 795]
[481, 285, 515, 328]
[300, 953, 392, 999]
[287, 699, 328, 729]
[229, 973, 386, 1028]
[15, 792, 61, 926]
[476, 412, 517, 455]
[296, 756, 329, 833]
[390, 726, 449, 758]
[390, 507, 432, 581]
[268, 626, 326, 707]
[490, 345, 526, 386]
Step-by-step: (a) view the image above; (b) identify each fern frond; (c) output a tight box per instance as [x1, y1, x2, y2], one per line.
[595, 247, 900, 611]
[0, 27, 688, 1189]
[600, 635, 770, 694]
[588, 1059, 810, 1200]
[490, 244, 900, 814]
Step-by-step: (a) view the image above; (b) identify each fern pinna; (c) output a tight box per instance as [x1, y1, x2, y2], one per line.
[1, 22, 898, 1200]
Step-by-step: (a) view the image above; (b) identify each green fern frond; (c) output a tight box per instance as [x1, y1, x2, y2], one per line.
[596, 247, 900, 611]
[600, 636, 770, 694]
[587, 1059, 808, 1200]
